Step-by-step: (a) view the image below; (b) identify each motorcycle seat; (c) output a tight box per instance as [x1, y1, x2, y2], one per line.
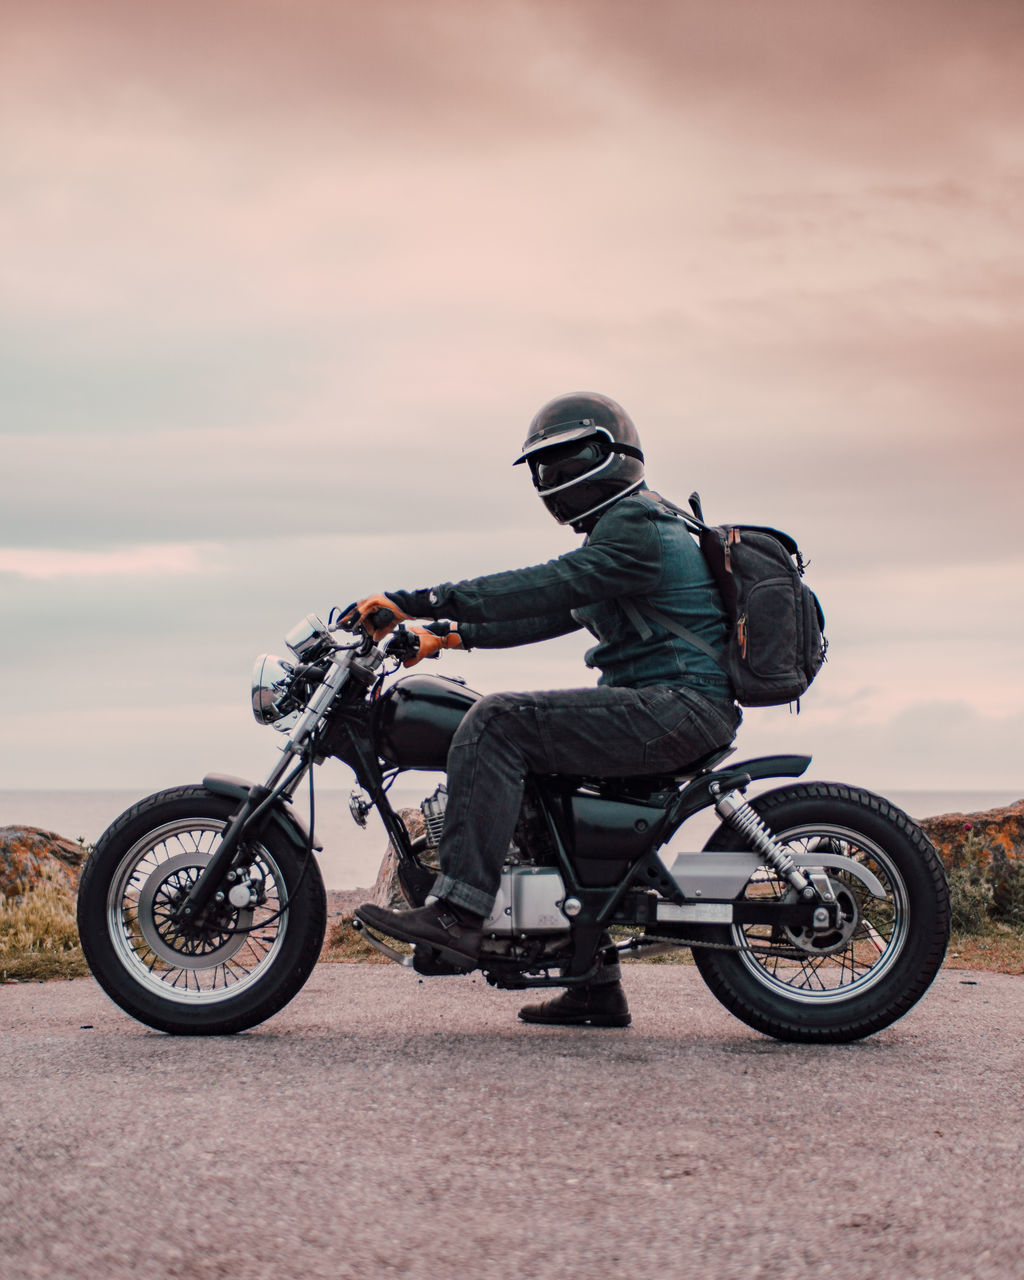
[558, 745, 737, 800]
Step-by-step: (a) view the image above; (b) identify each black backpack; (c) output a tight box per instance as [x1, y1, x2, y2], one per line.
[624, 493, 827, 708]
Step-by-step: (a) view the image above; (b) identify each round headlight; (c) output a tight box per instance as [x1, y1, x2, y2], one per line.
[285, 614, 332, 661]
[251, 654, 300, 730]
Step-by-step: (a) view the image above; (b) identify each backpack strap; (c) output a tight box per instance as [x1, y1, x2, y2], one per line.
[619, 596, 654, 642]
[622, 597, 729, 674]
[644, 489, 707, 534]
[623, 490, 728, 673]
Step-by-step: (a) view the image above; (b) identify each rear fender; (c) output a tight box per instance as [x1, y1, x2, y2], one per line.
[711, 754, 812, 789]
[659, 754, 812, 841]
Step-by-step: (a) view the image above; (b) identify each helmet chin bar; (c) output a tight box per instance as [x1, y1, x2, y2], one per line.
[549, 477, 646, 530]
[534, 447, 617, 499]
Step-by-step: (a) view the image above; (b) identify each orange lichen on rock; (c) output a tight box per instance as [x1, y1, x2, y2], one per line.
[0, 826, 86, 899]
[920, 799, 1024, 864]
[920, 799, 1024, 918]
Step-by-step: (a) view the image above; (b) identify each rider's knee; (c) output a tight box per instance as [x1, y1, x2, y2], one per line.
[452, 692, 528, 750]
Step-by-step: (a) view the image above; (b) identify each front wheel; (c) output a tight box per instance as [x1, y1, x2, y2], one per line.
[77, 785, 327, 1034]
[692, 783, 950, 1043]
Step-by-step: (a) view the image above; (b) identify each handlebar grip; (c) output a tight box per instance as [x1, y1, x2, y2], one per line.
[366, 606, 396, 630]
[382, 627, 420, 660]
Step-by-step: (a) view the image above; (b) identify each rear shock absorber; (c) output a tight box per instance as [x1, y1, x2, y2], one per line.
[710, 784, 815, 899]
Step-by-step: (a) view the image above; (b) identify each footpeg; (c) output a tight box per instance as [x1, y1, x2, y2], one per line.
[349, 917, 415, 967]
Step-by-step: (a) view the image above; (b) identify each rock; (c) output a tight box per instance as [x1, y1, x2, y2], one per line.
[919, 799, 1024, 912]
[0, 826, 86, 899]
[919, 798, 1024, 861]
[371, 807, 432, 909]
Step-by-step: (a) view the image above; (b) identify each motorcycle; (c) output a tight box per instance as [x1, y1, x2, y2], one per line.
[77, 610, 950, 1042]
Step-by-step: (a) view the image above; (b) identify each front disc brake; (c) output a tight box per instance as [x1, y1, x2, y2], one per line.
[136, 851, 254, 969]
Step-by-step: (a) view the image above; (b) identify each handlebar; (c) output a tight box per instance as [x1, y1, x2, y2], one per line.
[331, 603, 361, 633]
[366, 605, 397, 631]
[329, 607, 438, 665]
[381, 626, 421, 663]
[332, 601, 397, 636]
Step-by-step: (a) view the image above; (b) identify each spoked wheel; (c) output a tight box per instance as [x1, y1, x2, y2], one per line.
[692, 783, 950, 1043]
[77, 785, 326, 1034]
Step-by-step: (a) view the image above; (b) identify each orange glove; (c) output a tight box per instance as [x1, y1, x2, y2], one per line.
[401, 623, 463, 668]
[343, 593, 412, 641]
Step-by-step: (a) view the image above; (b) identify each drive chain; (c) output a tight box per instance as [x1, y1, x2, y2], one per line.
[636, 932, 760, 955]
[634, 932, 814, 960]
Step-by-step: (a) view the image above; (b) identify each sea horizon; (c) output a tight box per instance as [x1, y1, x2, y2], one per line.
[3, 785, 1020, 892]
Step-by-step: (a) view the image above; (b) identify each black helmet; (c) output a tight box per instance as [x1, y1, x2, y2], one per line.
[514, 392, 645, 530]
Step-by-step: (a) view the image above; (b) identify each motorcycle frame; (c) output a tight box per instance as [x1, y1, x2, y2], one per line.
[320, 701, 825, 986]
[181, 636, 831, 986]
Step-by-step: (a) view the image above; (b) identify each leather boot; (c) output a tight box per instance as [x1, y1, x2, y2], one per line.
[355, 899, 483, 972]
[518, 981, 631, 1028]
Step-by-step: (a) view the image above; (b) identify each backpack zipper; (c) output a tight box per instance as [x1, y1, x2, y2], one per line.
[725, 527, 740, 573]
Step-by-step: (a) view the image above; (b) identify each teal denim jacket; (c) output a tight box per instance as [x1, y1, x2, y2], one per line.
[390, 489, 734, 701]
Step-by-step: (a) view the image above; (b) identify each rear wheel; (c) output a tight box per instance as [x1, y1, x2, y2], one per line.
[692, 783, 949, 1042]
[77, 785, 326, 1034]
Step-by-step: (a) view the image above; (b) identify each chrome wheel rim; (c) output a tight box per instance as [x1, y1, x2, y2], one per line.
[106, 817, 288, 1005]
[733, 823, 909, 1003]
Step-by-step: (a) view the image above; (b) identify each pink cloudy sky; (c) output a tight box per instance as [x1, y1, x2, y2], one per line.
[1, 0, 1022, 792]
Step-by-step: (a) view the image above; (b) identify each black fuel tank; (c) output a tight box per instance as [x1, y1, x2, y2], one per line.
[373, 674, 482, 770]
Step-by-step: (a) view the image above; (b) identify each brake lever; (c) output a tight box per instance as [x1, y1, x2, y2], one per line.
[329, 603, 363, 633]
[381, 625, 421, 663]
[330, 603, 386, 655]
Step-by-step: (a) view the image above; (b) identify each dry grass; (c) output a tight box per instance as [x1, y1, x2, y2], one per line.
[319, 916, 410, 964]
[944, 926, 1024, 975]
[4, 904, 1024, 984]
[1, 950, 90, 981]
[0, 877, 88, 983]
[939, 830, 1024, 973]
[318, 917, 1024, 973]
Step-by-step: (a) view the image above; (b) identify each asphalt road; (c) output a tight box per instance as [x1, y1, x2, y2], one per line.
[2, 964, 1022, 1280]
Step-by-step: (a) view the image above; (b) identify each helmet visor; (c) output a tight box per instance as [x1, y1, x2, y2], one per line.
[529, 439, 610, 492]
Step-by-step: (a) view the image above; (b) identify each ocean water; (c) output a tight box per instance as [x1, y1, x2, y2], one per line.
[2, 786, 1019, 891]
[0, 784, 441, 891]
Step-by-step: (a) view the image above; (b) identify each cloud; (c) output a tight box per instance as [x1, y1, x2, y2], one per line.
[0, 543, 216, 579]
[0, 1, 601, 147]
[735, 698, 1024, 792]
[542, 0, 1024, 166]
[1, 0, 1021, 793]
[6, 1, 1024, 155]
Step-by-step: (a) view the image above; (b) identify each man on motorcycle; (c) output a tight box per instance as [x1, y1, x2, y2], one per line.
[351, 392, 740, 1027]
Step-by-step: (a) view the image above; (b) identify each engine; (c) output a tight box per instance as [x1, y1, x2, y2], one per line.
[420, 783, 448, 847]
[418, 783, 568, 938]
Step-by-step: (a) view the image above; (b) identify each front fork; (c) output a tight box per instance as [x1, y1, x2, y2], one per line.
[177, 656, 360, 923]
[176, 751, 309, 925]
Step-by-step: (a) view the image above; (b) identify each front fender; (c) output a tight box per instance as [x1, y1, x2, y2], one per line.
[202, 773, 317, 855]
